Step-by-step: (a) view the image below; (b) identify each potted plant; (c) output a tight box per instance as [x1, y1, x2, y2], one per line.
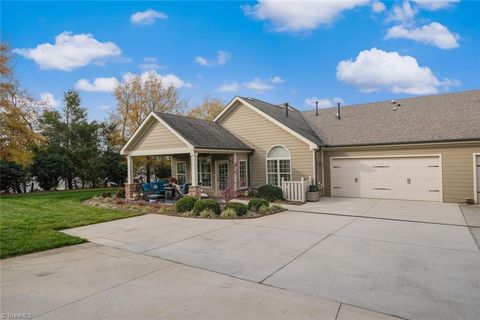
[306, 185, 321, 202]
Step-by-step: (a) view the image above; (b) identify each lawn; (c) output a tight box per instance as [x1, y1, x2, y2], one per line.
[0, 189, 142, 259]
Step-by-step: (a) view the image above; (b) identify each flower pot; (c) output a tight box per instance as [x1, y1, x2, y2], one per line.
[306, 191, 320, 202]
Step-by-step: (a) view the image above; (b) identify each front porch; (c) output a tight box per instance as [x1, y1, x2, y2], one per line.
[125, 148, 250, 200]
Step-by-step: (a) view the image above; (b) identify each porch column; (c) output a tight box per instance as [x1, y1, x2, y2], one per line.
[127, 155, 134, 184]
[190, 151, 198, 186]
[233, 153, 237, 191]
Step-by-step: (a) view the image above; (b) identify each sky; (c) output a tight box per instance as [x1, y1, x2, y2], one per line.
[2, 0, 479, 120]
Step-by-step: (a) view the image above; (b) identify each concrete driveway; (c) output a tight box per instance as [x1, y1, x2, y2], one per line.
[2, 198, 479, 320]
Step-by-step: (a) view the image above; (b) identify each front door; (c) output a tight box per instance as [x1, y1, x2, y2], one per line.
[216, 160, 229, 194]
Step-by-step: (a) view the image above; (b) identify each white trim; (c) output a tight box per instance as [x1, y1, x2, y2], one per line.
[233, 153, 237, 191]
[323, 140, 480, 151]
[312, 150, 317, 185]
[266, 145, 292, 186]
[121, 112, 194, 155]
[176, 161, 187, 185]
[216, 160, 229, 195]
[127, 147, 191, 157]
[474, 153, 480, 204]
[127, 156, 134, 184]
[190, 152, 198, 186]
[239, 159, 248, 189]
[321, 149, 325, 189]
[215, 97, 319, 150]
[194, 148, 252, 154]
[329, 154, 443, 202]
[197, 154, 212, 188]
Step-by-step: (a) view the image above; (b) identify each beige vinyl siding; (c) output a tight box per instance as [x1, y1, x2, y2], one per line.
[130, 119, 187, 151]
[219, 102, 314, 187]
[323, 142, 480, 203]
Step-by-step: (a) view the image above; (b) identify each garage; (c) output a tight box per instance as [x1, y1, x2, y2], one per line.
[330, 156, 441, 202]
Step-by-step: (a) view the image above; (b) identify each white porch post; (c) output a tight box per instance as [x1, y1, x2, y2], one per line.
[233, 153, 237, 191]
[127, 155, 134, 184]
[190, 151, 198, 186]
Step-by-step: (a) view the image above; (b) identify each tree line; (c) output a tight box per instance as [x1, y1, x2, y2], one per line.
[0, 43, 223, 193]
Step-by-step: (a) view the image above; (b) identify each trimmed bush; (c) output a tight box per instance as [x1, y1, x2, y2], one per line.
[199, 209, 217, 218]
[257, 185, 283, 201]
[193, 199, 221, 215]
[176, 196, 198, 213]
[224, 202, 248, 216]
[101, 191, 112, 198]
[115, 189, 126, 199]
[220, 208, 237, 219]
[247, 198, 269, 212]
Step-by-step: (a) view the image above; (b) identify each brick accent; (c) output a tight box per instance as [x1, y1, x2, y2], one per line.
[188, 185, 202, 198]
[125, 183, 141, 201]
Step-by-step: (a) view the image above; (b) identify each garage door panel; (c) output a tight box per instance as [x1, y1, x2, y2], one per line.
[331, 156, 441, 202]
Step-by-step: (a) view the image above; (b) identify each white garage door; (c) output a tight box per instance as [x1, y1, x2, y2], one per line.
[331, 156, 441, 202]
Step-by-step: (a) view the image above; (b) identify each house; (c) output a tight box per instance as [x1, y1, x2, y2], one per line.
[121, 90, 480, 203]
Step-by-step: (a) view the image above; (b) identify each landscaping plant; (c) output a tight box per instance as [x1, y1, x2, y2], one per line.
[220, 208, 237, 219]
[257, 185, 283, 202]
[175, 196, 198, 213]
[247, 198, 269, 212]
[224, 202, 248, 216]
[199, 208, 217, 218]
[193, 199, 221, 215]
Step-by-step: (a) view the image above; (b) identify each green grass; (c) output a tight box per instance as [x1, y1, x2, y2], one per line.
[0, 188, 142, 259]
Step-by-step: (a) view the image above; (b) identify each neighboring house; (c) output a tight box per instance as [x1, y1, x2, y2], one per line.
[121, 90, 480, 203]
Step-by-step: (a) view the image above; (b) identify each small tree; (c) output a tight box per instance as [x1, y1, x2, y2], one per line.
[222, 159, 240, 203]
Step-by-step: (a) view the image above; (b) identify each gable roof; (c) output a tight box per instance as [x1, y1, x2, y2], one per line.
[302, 90, 480, 147]
[155, 112, 253, 151]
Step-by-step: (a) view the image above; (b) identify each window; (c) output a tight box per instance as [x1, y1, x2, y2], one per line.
[239, 160, 248, 188]
[176, 161, 186, 185]
[266, 146, 291, 186]
[197, 155, 212, 187]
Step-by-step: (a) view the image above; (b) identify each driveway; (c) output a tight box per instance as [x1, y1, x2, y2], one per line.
[2, 198, 479, 320]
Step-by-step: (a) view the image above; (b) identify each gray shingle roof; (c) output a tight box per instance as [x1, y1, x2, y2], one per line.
[239, 96, 324, 146]
[155, 112, 253, 150]
[302, 90, 480, 146]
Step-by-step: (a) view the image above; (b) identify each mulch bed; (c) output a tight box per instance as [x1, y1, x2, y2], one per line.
[83, 197, 286, 219]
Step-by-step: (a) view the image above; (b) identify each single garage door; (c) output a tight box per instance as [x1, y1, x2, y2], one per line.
[331, 156, 441, 201]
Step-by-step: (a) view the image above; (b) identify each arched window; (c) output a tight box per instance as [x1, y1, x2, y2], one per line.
[266, 145, 291, 186]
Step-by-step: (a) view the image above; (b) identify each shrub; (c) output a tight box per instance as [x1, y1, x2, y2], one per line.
[176, 196, 198, 213]
[224, 202, 248, 216]
[257, 185, 283, 201]
[101, 191, 112, 198]
[182, 211, 198, 217]
[247, 198, 269, 212]
[258, 205, 271, 214]
[115, 189, 126, 199]
[269, 204, 284, 213]
[220, 208, 237, 219]
[193, 199, 221, 215]
[199, 209, 217, 218]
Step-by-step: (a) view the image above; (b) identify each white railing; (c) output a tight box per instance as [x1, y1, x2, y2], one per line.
[281, 176, 312, 202]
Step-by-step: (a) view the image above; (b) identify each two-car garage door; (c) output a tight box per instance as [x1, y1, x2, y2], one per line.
[331, 156, 441, 202]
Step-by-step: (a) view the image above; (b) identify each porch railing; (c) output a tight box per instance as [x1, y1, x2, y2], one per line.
[281, 177, 312, 202]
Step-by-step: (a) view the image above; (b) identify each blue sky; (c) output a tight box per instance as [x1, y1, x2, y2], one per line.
[3, 0, 479, 120]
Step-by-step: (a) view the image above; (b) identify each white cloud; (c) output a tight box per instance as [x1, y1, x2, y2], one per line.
[139, 57, 164, 71]
[100, 105, 111, 112]
[122, 70, 192, 89]
[371, 1, 386, 13]
[216, 81, 240, 93]
[130, 9, 167, 25]
[74, 77, 119, 93]
[243, 0, 370, 32]
[412, 0, 459, 10]
[194, 50, 231, 67]
[243, 78, 274, 92]
[386, 22, 459, 49]
[270, 76, 285, 83]
[40, 92, 60, 108]
[336, 48, 458, 95]
[304, 97, 344, 108]
[13, 32, 121, 71]
[388, 1, 417, 25]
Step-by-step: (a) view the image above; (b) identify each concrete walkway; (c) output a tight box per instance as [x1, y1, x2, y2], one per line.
[2, 199, 479, 320]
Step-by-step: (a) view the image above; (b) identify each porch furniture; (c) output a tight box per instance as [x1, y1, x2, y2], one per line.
[147, 194, 164, 203]
[164, 187, 174, 202]
[142, 179, 168, 201]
